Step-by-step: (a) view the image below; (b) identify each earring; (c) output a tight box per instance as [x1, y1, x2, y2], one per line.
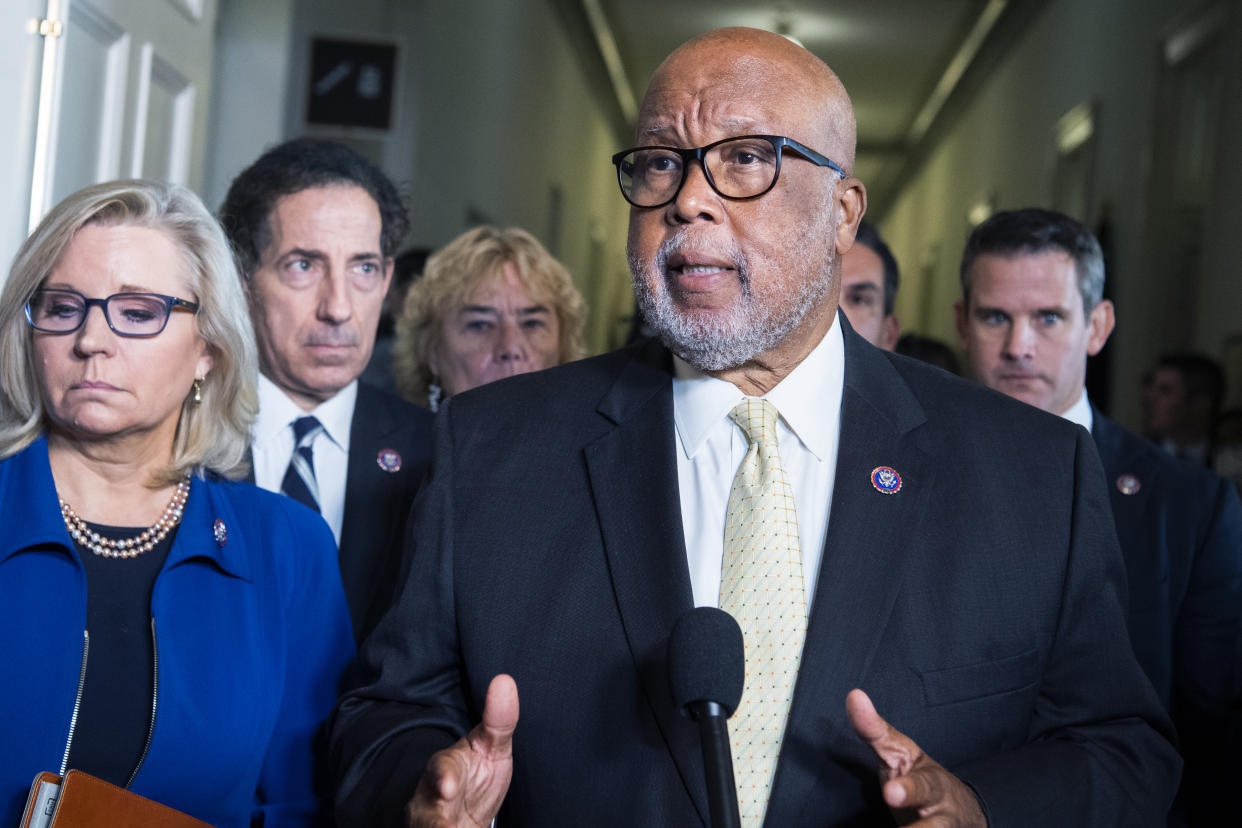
[427, 381, 442, 413]
[192, 378, 203, 405]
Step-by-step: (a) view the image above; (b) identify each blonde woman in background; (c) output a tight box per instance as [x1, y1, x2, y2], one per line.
[394, 226, 586, 410]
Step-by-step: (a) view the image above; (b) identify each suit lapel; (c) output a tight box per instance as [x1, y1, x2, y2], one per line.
[583, 330, 937, 823]
[583, 340, 709, 827]
[340, 383, 394, 560]
[1092, 411, 1155, 543]
[769, 325, 936, 820]
[1091, 410, 1126, 479]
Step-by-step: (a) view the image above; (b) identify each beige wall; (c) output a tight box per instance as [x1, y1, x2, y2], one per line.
[204, 0, 296, 212]
[880, 0, 1241, 426]
[393, 0, 634, 354]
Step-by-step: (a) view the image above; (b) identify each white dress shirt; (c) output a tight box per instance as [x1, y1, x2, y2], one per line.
[1059, 388, 1094, 432]
[673, 318, 845, 612]
[251, 374, 356, 543]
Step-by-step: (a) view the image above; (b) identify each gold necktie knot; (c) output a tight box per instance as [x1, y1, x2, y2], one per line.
[729, 397, 780, 446]
[729, 398, 786, 491]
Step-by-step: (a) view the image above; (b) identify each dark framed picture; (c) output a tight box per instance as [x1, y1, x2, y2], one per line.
[306, 37, 398, 131]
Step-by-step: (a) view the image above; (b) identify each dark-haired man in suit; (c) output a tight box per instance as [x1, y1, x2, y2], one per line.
[332, 30, 1179, 828]
[220, 138, 433, 644]
[956, 206, 1242, 826]
[839, 220, 900, 350]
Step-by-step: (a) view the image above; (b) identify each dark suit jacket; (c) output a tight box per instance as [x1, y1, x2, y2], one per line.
[338, 382, 434, 643]
[251, 382, 433, 644]
[331, 324, 1179, 827]
[1092, 412, 1242, 826]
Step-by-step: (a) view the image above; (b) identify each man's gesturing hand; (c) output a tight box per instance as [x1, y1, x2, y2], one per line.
[406, 674, 520, 828]
[846, 689, 986, 828]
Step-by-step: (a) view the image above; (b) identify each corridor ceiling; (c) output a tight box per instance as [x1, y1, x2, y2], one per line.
[561, 0, 1049, 218]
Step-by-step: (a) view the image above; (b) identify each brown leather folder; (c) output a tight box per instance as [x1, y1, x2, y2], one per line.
[20, 770, 214, 828]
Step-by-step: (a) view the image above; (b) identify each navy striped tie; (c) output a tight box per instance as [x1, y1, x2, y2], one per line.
[281, 416, 324, 512]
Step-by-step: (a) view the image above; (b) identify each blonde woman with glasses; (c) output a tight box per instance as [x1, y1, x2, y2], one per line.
[0, 180, 353, 827]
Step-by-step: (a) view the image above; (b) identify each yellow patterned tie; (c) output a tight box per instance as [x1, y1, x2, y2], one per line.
[720, 398, 807, 827]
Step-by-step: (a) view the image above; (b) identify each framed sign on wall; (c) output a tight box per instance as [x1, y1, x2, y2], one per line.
[305, 37, 398, 131]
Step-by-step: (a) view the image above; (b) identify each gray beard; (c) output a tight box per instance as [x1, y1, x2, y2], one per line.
[629, 228, 832, 372]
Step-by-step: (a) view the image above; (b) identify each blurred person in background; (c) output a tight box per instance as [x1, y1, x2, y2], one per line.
[894, 332, 960, 374]
[838, 220, 899, 349]
[0, 180, 353, 827]
[393, 225, 586, 410]
[1142, 352, 1226, 467]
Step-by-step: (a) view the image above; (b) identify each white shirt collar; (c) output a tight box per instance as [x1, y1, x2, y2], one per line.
[672, 316, 844, 462]
[254, 373, 357, 452]
[1058, 388, 1094, 433]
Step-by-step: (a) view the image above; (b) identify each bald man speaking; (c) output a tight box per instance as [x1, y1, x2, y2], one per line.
[331, 29, 1178, 828]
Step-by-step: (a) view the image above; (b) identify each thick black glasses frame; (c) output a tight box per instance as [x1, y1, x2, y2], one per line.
[611, 134, 847, 208]
[25, 288, 200, 337]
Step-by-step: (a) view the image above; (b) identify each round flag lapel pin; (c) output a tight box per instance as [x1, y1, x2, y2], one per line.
[1116, 474, 1141, 495]
[377, 449, 402, 473]
[871, 466, 902, 494]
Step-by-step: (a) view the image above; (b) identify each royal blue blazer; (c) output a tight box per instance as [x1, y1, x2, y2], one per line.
[0, 436, 355, 827]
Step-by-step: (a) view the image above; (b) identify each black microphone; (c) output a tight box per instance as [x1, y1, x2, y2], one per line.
[668, 606, 744, 828]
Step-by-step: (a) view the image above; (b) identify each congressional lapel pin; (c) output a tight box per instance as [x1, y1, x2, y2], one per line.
[377, 448, 402, 473]
[1116, 474, 1141, 495]
[213, 519, 228, 546]
[870, 466, 902, 494]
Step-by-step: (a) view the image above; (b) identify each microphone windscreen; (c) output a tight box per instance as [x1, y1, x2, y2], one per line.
[668, 606, 745, 716]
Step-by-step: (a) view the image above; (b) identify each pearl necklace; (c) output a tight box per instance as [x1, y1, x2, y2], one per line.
[59, 476, 191, 559]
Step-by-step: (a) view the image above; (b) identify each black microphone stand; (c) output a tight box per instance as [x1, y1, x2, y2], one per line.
[686, 700, 741, 828]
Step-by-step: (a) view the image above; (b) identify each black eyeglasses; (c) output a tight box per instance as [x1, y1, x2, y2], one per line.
[611, 134, 846, 209]
[25, 288, 200, 337]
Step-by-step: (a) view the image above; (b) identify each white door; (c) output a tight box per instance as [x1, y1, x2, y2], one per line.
[0, 0, 61, 270]
[0, 0, 217, 272]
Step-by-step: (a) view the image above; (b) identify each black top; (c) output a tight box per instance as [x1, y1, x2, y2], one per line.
[66, 522, 175, 787]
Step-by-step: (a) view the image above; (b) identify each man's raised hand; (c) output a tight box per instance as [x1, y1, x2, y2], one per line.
[406, 674, 519, 828]
[846, 688, 986, 828]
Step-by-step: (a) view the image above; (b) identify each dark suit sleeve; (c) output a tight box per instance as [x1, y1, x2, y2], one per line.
[330, 406, 470, 828]
[1173, 477, 1242, 824]
[953, 427, 1182, 826]
[340, 385, 435, 645]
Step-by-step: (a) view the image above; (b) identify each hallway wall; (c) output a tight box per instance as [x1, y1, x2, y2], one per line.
[880, 0, 1241, 427]
[205, 0, 635, 356]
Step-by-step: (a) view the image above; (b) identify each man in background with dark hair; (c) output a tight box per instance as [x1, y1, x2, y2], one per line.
[956, 206, 1242, 826]
[220, 137, 433, 644]
[839, 220, 900, 349]
[895, 332, 960, 375]
[1143, 352, 1226, 467]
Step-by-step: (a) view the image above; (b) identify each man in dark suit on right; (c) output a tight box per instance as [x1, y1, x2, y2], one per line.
[956, 207, 1242, 825]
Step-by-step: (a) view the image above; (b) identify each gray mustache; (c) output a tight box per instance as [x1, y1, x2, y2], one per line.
[655, 229, 747, 278]
[303, 334, 359, 347]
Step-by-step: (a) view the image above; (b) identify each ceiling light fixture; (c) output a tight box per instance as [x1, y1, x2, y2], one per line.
[907, 0, 1007, 145]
